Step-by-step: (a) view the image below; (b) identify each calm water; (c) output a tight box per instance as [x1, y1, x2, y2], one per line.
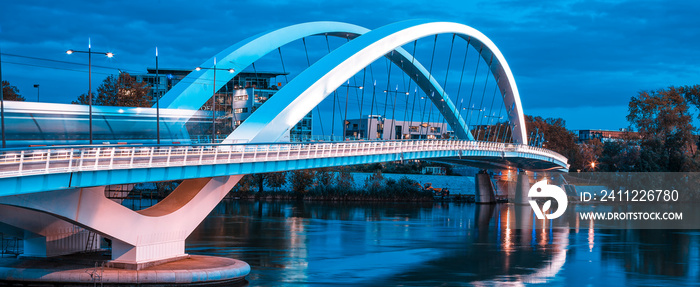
[186, 201, 700, 286]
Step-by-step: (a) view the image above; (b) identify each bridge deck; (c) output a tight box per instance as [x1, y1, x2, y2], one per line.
[0, 140, 567, 196]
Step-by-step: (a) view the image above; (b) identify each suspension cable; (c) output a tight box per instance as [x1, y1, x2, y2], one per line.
[484, 77, 500, 141]
[277, 47, 289, 84]
[402, 41, 418, 130]
[466, 45, 483, 130]
[455, 37, 471, 117]
[302, 37, 324, 137]
[325, 34, 341, 138]
[494, 91, 505, 142]
[423, 35, 438, 139]
[439, 34, 456, 137]
[474, 55, 494, 141]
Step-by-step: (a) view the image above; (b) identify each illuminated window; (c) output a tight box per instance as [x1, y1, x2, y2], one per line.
[234, 108, 248, 113]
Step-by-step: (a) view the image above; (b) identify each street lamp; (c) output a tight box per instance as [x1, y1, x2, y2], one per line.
[155, 47, 160, 144]
[33, 84, 39, 102]
[66, 38, 114, 145]
[194, 58, 235, 143]
[0, 34, 4, 148]
[383, 88, 410, 140]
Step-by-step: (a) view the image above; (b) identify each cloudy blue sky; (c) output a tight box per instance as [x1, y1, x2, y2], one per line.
[1, 0, 699, 131]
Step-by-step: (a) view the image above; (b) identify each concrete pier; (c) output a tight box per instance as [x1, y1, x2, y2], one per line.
[513, 170, 532, 205]
[475, 171, 496, 204]
[0, 253, 249, 286]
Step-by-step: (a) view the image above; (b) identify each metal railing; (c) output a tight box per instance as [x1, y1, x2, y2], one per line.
[0, 140, 568, 178]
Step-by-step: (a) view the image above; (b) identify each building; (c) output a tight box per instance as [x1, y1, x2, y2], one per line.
[133, 69, 312, 142]
[344, 115, 451, 140]
[576, 129, 637, 143]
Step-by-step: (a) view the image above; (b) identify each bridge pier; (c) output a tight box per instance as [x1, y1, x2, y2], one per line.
[0, 175, 248, 273]
[475, 170, 496, 204]
[513, 170, 534, 205]
[0, 204, 101, 257]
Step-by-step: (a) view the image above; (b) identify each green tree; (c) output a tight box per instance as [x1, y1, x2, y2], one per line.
[628, 86, 696, 171]
[1, 80, 25, 101]
[72, 72, 151, 107]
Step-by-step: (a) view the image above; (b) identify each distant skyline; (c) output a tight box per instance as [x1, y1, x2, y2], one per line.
[1, 0, 699, 131]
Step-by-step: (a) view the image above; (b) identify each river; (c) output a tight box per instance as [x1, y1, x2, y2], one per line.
[186, 200, 700, 286]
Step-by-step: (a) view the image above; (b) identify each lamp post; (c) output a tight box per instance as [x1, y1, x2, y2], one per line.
[155, 47, 160, 144]
[0, 32, 4, 148]
[33, 84, 39, 102]
[383, 88, 410, 140]
[66, 38, 114, 145]
[340, 83, 363, 139]
[195, 59, 234, 143]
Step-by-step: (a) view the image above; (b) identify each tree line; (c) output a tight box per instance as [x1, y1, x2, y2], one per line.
[232, 168, 434, 201]
[531, 84, 700, 172]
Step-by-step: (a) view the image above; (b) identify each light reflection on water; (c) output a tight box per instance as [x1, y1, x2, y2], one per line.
[186, 201, 700, 286]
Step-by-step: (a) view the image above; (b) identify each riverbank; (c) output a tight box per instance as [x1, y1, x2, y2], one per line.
[231, 191, 477, 202]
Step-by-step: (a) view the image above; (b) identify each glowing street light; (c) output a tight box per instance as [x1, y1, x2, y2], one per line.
[194, 58, 235, 143]
[66, 38, 114, 144]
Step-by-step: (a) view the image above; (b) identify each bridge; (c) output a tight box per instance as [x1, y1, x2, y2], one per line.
[0, 20, 567, 277]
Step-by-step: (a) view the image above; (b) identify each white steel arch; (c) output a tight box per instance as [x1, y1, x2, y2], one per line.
[227, 20, 527, 144]
[160, 21, 476, 140]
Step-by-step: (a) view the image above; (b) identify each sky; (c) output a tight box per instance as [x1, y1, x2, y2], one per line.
[1, 0, 699, 132]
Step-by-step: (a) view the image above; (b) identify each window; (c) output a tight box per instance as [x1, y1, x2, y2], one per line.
[234, 108, 248, 114]
[430, 127, 441, 134]
[409, 126, 419, 132]
[233, 95, 248, 101]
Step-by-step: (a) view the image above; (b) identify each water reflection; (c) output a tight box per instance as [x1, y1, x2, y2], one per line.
[187, 201, 700, 286]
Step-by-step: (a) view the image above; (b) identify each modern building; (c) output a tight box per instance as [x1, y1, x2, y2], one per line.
[576, 129, 638, 143]
[133, 69, 312, 142]
[344, 115, 451, 140]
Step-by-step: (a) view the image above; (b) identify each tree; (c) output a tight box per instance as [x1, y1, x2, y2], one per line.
[72, 93, 89, 105]
[266, 172, 287, 192]
[627, 86, 696, 171]
[337, 168, 355, 191]
[289, 170, 314, 194]
[598, 139, 639, 172]
[574, 138, 603, 171]
[73, 72, 151, 107]
[524, 115, 580, 169]
[250, 173, 266, 193]
[1, 81, 25, 101]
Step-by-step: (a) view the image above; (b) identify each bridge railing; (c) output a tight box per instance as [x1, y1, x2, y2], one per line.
[0, 140, 567, 178]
